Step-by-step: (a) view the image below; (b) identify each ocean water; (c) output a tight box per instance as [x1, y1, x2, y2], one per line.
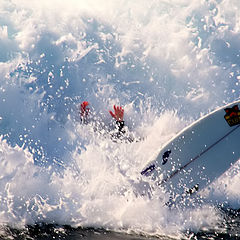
[0, 0, 240, 239]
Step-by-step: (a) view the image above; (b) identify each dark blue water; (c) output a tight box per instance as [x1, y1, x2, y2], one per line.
[1, 208, 240, 240]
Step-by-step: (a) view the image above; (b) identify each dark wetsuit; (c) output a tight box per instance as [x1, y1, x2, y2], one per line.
[111, 120, 134, 143]
[80, 114, 134, 143]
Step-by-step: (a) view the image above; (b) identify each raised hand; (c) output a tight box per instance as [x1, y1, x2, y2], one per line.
[80, 101, 90, 121]
[109, 105, 124, 121]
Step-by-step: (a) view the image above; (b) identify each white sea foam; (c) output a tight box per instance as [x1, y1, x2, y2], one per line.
[0, 0, 240, 237]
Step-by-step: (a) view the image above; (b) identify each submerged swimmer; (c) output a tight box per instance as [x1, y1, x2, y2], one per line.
[80, 101, 135, 142]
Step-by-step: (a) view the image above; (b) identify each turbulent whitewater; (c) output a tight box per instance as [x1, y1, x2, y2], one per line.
[0, 0, 240, 238]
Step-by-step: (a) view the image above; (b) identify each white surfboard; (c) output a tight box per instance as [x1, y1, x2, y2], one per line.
[141, 100, 240, 203]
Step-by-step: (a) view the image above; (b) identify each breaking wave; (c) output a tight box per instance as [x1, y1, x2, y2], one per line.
[0, 0, 240, 238]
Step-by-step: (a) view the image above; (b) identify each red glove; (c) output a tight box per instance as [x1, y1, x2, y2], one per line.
[80, 101, 90, 118]
[109, 105, 124, 121]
